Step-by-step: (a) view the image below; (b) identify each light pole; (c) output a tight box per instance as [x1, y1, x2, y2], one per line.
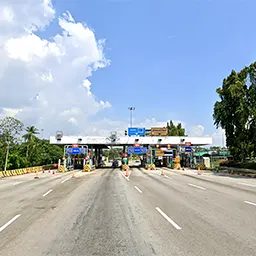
[40, 129, 44, 139]
[128, 107, 135, 128]
[4, 141, 10, 172]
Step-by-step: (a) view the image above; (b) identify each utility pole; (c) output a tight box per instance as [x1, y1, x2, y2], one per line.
[128, 107, 135, 128]
[4, 141, 10, 172]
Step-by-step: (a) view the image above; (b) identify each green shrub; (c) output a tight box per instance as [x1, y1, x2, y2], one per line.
[220, 160, 256, 170]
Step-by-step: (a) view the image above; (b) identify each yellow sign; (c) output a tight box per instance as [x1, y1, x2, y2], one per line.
[174, 158, 180, 163]
[151, 127, 168, 136]
[155, 150, 164, 156]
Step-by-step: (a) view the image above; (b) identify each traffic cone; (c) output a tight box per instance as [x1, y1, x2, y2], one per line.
[72, 171, 75, 178]
[125, 168, 129, 177]
[197, 166, 201, 175]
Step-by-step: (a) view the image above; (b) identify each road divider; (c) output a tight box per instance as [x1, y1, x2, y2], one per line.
[0, 214, 21, 233]
[155, 207, 181, 230]
[42, 189, 53, 197]
[0, 166, 58, 179]
[244, 201, 256, 207]
[188, 183, 206, 190]
[58, 165, 67, 173]
[134, 186, 142, 193]
[83, 164, 91, 172]
[145, 164, 156, 170]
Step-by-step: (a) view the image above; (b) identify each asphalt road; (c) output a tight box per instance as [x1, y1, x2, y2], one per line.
[0, 167, 255, 256]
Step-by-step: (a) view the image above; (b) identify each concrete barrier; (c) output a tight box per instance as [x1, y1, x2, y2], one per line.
[0, 165, 49, 178]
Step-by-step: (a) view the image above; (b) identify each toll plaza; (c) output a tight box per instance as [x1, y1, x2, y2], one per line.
[50, 128, 212, 169]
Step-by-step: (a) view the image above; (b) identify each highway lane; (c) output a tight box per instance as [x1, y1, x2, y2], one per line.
[129, 167, 256, 256]
[160, 167, 256, 206]
[0, 168, 183, 256]
[0, 167, 255, 255]
[162, 167, 256, 194]
[0, 170, 93, 232]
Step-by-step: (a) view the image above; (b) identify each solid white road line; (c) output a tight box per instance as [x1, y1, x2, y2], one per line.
[188, 183, 206, 190]
[244, 201, 256, 207]
[61, 177, 71, 184]
[42, 189, 53, 197]
[0, 214, 21, 233]
[164, 174, 172, 179]
[155, 207, 181, 230]
[134, 186, 142, 193]
[238, 182, 256, 188]
[13, 182, 23, 186]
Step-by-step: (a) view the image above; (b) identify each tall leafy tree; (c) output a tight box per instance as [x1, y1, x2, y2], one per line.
[167, 120, 185, 136]
[22, 126, 40, 163]
[213, 62, 256, 161]
[0, 117, 24, 171]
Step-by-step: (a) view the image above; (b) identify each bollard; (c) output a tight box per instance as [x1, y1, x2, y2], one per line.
[197, 166, 201, 175]
[34, 170, 39, 179]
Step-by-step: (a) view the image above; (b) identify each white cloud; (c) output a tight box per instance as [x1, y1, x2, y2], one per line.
[212, 128, 226, 147]
[0, 1, 217, 144]
[0, 108, 21, 118]
[0, 0, 111, 135]
[74, 118, 205, 138]
[188, 125, 205, 137]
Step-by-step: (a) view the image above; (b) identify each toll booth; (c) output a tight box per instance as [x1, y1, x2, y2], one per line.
[63, 145, 88, 170]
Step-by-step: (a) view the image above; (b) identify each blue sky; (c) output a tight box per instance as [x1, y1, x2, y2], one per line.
[49, 0, 256, 135]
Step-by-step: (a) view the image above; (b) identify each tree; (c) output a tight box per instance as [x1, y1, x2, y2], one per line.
[0, 117, 24, 171]
[22, 126, 40, 163]
[166, 120, 185, 136]
[213, 62, 256, 161]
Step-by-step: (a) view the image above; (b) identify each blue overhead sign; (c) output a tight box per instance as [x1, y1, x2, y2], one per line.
[180, 146, 192, 153]
[128, 127, 146, 136]
[66, 147, 86, 155]
[128, 146, 147, 155]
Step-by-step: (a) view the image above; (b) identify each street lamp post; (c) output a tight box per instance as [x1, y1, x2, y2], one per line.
[4, 141, 10, 172]
[128, 107, 135, 128]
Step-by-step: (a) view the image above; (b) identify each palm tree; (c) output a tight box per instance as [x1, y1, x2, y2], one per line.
[22, 126, 40, 160]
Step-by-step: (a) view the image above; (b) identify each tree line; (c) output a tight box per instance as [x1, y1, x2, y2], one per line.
[213, 62, 256, 162]
[0, 117, 63, 171]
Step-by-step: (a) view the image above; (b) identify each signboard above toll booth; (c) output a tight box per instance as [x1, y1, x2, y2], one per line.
[128, 128, 146, 137]
[127, 146, 147, 154]
[66, 147, 86, 155]
[155, 150, 164, 157]
[180, 146, 192, 153]
[164, 150, 173, 156]
[72, 144, 79, 148]
[151, 127, 168, 136]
